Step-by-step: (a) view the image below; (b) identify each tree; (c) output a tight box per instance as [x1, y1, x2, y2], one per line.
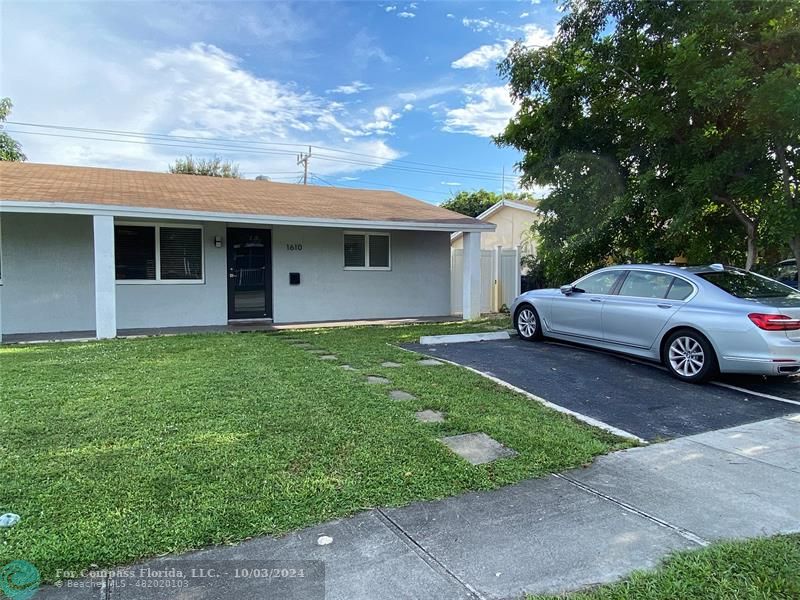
[0, 98, 26, 162]
[496, 0, 800, 280]
[441, 189, 537, 218]
[441, 190, 502, 217]
[168, 155, 241, 178]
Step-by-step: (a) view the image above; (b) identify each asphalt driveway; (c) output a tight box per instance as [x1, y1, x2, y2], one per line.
[404, 337, 799, 441]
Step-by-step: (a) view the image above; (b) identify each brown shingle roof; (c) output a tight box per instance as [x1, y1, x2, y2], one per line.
[0, 162, 489, 230]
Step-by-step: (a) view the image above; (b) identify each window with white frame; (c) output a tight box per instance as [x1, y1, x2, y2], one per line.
[343, 232, 391, 270]
[115, 223, 203, 282]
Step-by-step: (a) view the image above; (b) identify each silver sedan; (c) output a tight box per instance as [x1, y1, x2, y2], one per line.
[510, 264, 800, 383]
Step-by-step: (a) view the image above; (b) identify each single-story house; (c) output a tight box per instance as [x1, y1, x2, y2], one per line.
[0, 162, 493, 341]
[450, 198, 540, 259]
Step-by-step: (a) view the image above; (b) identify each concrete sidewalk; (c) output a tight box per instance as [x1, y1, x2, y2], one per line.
[39, 415, 800, 600]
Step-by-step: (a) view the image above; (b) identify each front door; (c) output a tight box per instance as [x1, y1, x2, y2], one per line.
[227, 228, 272, 319]
[547, 270, 625, 341]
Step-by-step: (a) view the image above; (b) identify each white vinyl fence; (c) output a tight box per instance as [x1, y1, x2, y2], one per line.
[451, 246, 521, 315]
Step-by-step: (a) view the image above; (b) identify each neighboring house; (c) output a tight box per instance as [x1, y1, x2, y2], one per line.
[450, 199, 540, 257]
[0, 163, 493, 341]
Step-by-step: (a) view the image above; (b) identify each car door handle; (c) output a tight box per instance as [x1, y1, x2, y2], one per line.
[589, 298, 603, 303]
[657, 303, 672, 309]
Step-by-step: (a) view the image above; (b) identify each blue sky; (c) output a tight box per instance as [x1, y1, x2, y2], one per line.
[1, 0, 559, 203]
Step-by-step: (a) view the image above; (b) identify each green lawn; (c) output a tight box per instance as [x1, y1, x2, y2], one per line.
[0, 319, 632, 581]
[531, 534, 800, 599]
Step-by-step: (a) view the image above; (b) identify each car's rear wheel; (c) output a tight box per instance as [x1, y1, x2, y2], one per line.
[664, 329, 716, 383]
[515, 304, 542, 341]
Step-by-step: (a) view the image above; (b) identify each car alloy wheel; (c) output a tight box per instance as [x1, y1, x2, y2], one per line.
[668, 335, 705, 379]
[516, 307, 538, 340]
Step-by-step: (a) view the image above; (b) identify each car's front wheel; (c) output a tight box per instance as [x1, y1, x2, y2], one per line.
[664, 329, 717, 383]
[515, 304, 542, 341]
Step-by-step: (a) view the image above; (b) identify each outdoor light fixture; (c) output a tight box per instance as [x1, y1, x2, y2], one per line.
[214, 236, 223, 248]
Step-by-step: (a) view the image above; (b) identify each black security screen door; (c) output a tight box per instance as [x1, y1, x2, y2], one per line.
[227, 228, 273, 319]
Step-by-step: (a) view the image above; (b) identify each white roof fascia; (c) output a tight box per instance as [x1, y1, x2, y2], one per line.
[0, 200, 496, 233]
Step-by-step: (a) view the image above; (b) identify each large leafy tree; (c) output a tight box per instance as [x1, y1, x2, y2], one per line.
[0, 98, 26, 162]
[497, 0, 800, 283]
[441, 189, 537, 218]
[168, 155, 241, 178]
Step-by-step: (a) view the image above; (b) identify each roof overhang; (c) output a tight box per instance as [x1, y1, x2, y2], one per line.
[0, 200, 496, 233]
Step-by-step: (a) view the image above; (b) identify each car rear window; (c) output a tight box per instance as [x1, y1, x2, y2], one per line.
[698, 270, 796, 298]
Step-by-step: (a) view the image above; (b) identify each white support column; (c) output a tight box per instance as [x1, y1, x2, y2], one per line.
[462, 231, 482, 320]
[93, 215, 117, 339]
[514, 245, 522, 298]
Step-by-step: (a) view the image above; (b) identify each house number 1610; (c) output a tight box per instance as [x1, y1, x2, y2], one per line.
[286, 244, 303, 251]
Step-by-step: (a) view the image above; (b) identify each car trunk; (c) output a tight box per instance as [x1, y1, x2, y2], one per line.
[748, 297, 800, 342]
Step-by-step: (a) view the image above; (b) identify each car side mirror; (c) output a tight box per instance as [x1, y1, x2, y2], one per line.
[560, 285, 574, 295]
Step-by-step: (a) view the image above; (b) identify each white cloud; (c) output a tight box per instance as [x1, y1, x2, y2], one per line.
[446, 13, 455, 18]
[327, 81, 372, 95]
[348, 30, 392, 67]
[520, 24, 553, 47]
[451, 24, 553, 70]
[397, 85, 458, 102]
[397, 11, 416, 18]
[385, 5, 397, 11]
[462, 17, 495, 32]
[361, 105, 403, 134]
[520, 12, 530, 18]
[3, 23, 403, 177]
[452, 42, 509, 69]
[444, 86, 516, 138]
[403, 103, 414, 111]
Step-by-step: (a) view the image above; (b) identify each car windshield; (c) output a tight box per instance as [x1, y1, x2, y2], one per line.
[698, 270, 796, 299]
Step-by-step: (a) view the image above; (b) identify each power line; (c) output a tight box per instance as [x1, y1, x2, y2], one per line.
[7, 121, 521, 183]
[308, 173, 335, 186]
[310, 172, 451, 197]
[8, 128, 465, 196]
[8, 120, 517, 179]
[4, 129, 300, 159]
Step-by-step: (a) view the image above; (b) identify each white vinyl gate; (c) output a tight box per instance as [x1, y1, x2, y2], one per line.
[451, 246, 521, 315]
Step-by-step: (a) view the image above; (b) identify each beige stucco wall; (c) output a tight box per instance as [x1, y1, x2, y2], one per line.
[451, 206, 539, 252]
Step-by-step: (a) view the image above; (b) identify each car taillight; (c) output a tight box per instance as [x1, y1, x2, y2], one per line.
[748, 313, 800, 331]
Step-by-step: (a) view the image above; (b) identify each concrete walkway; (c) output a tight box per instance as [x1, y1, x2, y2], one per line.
[39, 415, 800, 600]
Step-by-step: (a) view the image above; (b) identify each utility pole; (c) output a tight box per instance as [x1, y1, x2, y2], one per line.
[297, 146, 311, 185]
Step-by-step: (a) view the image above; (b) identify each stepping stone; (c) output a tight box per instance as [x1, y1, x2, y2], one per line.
[293, 343, 314, 348]
[307, 349, 327, 354]
[366, 376, 390, 385]
[341, 365, 357, 371]
[416, 409, 445, 423]
[381, 361, 403, 368]
[418, 359, 444, 366]
[439, 432, 518, 465]
[389, 390, 416, 401]
[320, 355, 337, 360]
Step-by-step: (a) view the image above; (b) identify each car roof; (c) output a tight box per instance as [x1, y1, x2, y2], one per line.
[602, 264, 728, 276]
